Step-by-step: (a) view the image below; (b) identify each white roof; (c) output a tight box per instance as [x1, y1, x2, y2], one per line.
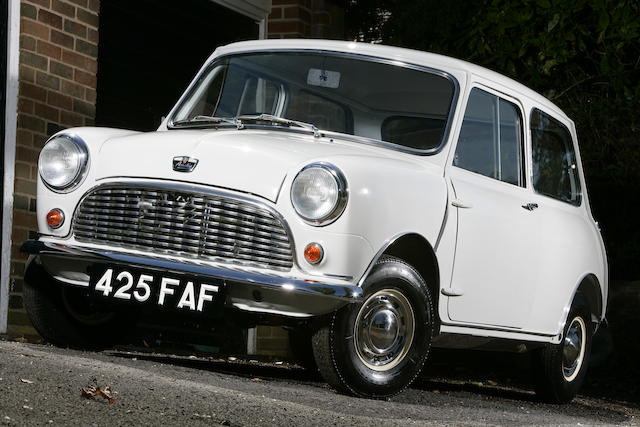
[212, 39, 570, 122]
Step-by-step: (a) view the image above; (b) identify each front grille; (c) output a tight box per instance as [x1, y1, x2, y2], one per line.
[73, 186, 294, 270]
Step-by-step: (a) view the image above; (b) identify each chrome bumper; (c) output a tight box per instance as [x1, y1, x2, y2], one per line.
[21, 239, 363, 317]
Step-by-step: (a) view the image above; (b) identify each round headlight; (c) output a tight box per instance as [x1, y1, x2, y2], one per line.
[291, 163, 347, 225]
[38, 134, 88, 191]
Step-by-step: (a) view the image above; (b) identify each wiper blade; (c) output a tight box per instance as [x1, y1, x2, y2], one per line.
[235, 114, 321, 138]
[172, 115, 240, 127]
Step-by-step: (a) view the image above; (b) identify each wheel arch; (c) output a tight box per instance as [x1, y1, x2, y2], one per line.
[358, 233, 440, 328]
[560, 273, 604, 335]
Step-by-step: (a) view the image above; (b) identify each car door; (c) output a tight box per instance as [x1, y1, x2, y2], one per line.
[446, 86, 539, 329]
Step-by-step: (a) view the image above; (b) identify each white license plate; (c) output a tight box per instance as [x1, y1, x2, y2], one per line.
[89, 266, 221, 313]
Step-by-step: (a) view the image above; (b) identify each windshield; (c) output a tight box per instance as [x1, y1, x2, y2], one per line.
[170, 52, 456, 152]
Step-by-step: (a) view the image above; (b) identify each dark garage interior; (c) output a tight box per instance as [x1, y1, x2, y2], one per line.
[95, 0, 260, 132]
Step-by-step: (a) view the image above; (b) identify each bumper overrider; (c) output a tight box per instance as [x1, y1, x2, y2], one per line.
[21, 239, 363, 317]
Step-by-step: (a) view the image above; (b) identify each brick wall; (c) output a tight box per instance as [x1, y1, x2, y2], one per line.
[268, 0, 344, 39]
[8, 0, 100, 337]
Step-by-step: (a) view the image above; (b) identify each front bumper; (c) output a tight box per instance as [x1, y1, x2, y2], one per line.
[21, 239, 363, 317]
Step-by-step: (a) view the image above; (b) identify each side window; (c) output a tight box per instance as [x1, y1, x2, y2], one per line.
[453, 88, 524, 186]
[530, 109, 582, 205]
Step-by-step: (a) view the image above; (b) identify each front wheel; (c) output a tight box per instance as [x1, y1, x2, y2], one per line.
[312, 256, 434, 398]
[532, 301, 593, 403]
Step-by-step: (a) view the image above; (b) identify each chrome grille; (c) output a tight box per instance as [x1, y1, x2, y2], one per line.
[73, 186, 294, 270]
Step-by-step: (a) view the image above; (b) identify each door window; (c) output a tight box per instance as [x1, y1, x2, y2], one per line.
[453, 88, 524, 186]
[530, 109, 581, 205]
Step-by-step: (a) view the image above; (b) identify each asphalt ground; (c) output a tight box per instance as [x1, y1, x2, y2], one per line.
[0, 340, 638, 426]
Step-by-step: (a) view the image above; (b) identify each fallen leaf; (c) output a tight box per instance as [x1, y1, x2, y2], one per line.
[81, 385, 117, 404]
[250, 377, 263, 382]
[19, 378, 34, 384]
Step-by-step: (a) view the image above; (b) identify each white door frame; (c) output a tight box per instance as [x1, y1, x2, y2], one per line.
[1, 0, 19, 334]
[211, 0, 271, 39]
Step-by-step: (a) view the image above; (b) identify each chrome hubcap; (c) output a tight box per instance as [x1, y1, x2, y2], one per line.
[562, 316, 586, 382]
[354, 289, 415, 371]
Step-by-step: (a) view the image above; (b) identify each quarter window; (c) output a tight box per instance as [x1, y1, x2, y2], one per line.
[530, 109, 581, 205]
[453, 88, 524, 186]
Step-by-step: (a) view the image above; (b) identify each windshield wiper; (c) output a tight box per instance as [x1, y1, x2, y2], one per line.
[235, 114, 321, 138]
[172, 115, 240, 128]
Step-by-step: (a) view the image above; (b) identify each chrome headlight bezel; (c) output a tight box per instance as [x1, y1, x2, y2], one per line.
[38, 133, 89, 193]
[290, 162, 348, 226]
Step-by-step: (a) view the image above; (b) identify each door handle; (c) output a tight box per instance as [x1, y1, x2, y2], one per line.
[522, 202, 539, 211]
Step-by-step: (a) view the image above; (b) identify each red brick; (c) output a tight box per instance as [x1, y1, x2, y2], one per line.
[47, 90, 73, 109]
[38, 9, 63, 29]
[84, 87, 96, 102]
[18, 114, 45, 133]
[61, 80, 85, 98]
[66, 0, 88, 7]
[63, 19, 86, 38]
[60, 110, 83, 127]
[61, 48, 91, 70]
[16, 130, 33, 146]
[15, 146, 38, 164]
[87, 28, 98, 43]
[20, 82, 47, 102]
[50, 60, 73, 79]
[73, 68, 96, 87]
[284, 6, 311, 22]
[21, 3, 38, 19]
[20, 50, 48, 70]
[11, 206, 37, 226]
[20, 35, 37, 51]
[88, 0, 99, 12]
[268, 21, 305, 34]
[76, 8, 98, 28]
[21, 18, 50, 40]
[35, 103, 60, 122]
[50, 29, 74, 49]
[269, 7, 282, 19]
[19, 65, 36, 83]
[51, 0, 76, 18]
[36, 71, 60, 90]
[37, 39, 62, 60]
[18, 99, 35, 114]
[24, 0, 51, 8]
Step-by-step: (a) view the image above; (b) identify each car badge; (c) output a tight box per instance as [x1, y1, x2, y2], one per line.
[172, 156, 199, 172]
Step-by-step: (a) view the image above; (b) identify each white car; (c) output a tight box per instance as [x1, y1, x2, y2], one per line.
[22, 39, 607, 403]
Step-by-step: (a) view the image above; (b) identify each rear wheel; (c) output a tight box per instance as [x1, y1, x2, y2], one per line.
[312, 256, 434, 398]
[23, 261, 134, 349]
[532, 300, 593, 403]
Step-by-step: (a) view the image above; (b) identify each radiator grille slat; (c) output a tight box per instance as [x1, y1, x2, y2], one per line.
[73, 186, 294, 270]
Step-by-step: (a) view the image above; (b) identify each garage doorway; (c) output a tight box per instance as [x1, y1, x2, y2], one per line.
[95, 0, 260, 131]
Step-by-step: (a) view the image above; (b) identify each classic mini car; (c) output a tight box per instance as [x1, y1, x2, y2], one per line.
[22, 39, 607, 403]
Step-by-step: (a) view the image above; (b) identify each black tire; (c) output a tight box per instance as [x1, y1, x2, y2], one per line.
[532, 300, 593, 403]
[23, 260, 134, 350]
[311, 256, 435, 398]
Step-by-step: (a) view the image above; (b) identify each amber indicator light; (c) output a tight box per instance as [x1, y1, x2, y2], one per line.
[46, 209, 65, 229]
[304, 243, 324, 265]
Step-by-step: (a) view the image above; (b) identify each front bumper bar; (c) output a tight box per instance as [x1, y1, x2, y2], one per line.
[21, 239, 363, 317]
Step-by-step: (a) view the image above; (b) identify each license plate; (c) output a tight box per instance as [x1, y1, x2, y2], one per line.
[88, 265, 223, 313]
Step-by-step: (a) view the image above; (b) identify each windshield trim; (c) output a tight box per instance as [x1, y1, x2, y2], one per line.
[167, 49, 460, 156]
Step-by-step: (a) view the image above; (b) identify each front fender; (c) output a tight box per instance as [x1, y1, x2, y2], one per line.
[276, 153, 448, 282]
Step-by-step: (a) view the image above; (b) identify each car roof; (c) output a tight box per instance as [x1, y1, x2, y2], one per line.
[212, 39, 572, 124]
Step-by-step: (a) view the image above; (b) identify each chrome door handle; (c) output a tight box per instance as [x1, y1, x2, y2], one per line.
[522, 202, 539, 211]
